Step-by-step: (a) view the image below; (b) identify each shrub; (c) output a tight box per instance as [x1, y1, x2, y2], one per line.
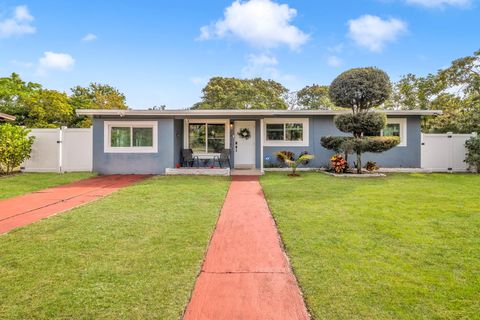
[334, 112, 387, 136]
[365, 161, 379, 172]
[277, 151, 314, 176]
[465, 136, 480, 173]
[320, 136, 352, 154]
[330, 155, 348, 173]
[276, 150, 295, 164]
[0, 124, 35, 174]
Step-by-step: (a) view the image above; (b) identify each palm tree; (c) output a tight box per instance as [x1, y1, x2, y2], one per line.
[277, 152, 314, 176]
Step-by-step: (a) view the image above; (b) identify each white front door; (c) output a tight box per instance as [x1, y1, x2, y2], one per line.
[234, 121, 256, 169]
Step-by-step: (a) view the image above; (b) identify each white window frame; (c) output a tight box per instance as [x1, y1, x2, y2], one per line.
[263, 118, 309, 147]
[104, 121, 158, 153]
[183, 119, 230, 156]
[381, 118, 407, 147]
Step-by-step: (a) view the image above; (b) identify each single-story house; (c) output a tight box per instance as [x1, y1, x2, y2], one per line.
[0, 112, 16, 122]
[76, 109, 440, 174]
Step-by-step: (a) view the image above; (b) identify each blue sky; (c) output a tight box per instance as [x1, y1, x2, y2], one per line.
[0, 0, 478, 109]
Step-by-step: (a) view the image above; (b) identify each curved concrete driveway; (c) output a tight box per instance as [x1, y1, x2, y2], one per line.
[184, 176, 309, 320]
[0, 174, 149, 234]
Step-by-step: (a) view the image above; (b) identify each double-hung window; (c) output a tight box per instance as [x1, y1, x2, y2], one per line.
[185, 120, 229, 154]
[264, 118, 309, 146]
[104, 121, 158, 153]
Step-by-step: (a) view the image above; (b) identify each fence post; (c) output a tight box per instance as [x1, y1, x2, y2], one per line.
[59, 126, 67, 173]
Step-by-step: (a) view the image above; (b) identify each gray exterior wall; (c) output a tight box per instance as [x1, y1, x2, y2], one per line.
[93, 117, 176, 174]
[92, 114, 422, 174]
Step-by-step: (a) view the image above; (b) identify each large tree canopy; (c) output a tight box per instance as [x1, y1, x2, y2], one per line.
[329, 67, 391, 113]
[0, 74, 128, 128]
[389, 49, 480, 133]
[193, 77, 288, 110]
[296, 84, 335, 110]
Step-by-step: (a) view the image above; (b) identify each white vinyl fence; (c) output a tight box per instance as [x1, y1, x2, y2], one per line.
[421, 132, 476, 172]
[22, 127, 92, 173]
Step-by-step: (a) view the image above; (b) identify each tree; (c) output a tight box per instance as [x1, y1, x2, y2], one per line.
[70, 83, 128, 127]
[388, 49, 480, 134]
[23, 89, 74, 128]
[296, 84, 335, 110]
[0, 73, 42, 125]
[194, 77, 288, 110]
[323, 67, 399, 173]
[465, 135, 480, 173]
[0, 124, 35, 175]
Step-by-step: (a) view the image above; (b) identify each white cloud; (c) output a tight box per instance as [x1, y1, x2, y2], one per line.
[241, 53, 293, 81]
[199, 0, 309, 50]
[327, 55, 342, 67]
[347, 15, 407, 52]
[36, 51, 75, 75]
[0, 5, 35, 38]
[405, 0, 471, 8]
[82, 33, 98, 41]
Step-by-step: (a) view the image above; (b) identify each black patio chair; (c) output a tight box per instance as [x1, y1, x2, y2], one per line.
[181, 149, 199, 168]
[213, 149, 231, 168]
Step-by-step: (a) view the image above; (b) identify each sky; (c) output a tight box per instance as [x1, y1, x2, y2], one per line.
[0, 0, 478, 109]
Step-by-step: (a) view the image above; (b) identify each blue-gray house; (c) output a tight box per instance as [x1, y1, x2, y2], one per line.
[77, 109, 440, 174]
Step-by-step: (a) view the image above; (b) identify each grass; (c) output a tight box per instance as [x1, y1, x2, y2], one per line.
[0, 172, 95, 200]
[0, 176, 230, 319]
[261, 172, 480, 320]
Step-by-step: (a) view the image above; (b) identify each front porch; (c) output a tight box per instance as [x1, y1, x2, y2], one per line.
[165, 167, 263, 176]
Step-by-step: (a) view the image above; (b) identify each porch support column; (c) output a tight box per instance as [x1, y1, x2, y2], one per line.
[260, 118, 264, 173]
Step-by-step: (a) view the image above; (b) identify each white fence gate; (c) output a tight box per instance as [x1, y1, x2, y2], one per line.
[22, 127, 92, 173]
[421, 132, 476, 172]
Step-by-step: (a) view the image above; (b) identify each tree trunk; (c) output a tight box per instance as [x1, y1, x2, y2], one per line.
[356, 150, 362, 174]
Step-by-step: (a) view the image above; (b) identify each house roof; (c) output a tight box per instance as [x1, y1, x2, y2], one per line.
[76, 109, 442, 117]
[0, 112, 16, 121]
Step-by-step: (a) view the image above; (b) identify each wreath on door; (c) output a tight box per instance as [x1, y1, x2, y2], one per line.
[237, 128, 251, 140]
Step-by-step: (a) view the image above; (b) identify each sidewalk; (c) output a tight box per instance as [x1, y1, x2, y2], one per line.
[184, 176, 309, 319]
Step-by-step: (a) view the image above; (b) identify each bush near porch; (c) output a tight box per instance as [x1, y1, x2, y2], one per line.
[261, 173, 480, 319]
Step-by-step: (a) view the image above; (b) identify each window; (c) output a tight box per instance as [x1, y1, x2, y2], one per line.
[185, 120, 229, 154]
[104, 121, 158, 153]
[381, 118, 407, 147]
[264, 118, 309, 146]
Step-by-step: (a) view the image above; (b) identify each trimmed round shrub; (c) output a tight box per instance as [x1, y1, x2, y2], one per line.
[329, 67, 391, 112]
[334, 112, 387, 136]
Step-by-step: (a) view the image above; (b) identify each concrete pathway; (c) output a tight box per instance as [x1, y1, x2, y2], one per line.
[0, 174, 149, 234]
[184, 176, 309, 320]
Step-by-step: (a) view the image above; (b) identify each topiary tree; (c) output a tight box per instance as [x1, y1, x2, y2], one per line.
[323, 67, 399, 173]
[465, 135, 480, 173]
[0, 124, 35, 175]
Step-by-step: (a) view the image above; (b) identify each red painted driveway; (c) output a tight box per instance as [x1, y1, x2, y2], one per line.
[0, 174, 149, 234]
[184, 176, 309, 320]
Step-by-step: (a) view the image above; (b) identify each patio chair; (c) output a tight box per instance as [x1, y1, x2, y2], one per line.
[181, 149, 199, 168]
[213, 149, 231, 168]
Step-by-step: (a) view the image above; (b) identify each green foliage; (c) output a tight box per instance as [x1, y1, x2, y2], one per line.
[389, 49, 480, 133]
[194, 77, 288, 110]
[296, 84, 335, 110]
[465, 135, 480, 173]
[342, 136, 400, 154]
[277, 151, 314, 175]
[320, 136, 352, 154]
[23, 89, 74, 128]
[334, 112, 387, 136]
[0, 124, 35, 174]
[329, 67, 391, 113]
[276, 150, 295, 163]
[0, 73, 129, 128]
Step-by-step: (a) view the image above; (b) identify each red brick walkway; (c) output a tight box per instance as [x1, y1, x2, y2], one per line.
[0, 174, 149, 234]
[184, 176, 309, 320]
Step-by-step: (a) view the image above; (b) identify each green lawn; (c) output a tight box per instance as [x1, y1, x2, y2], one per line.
[261, 173, 480, 320]
[0, 176, 229, 319]
[0, 172, 95, 200]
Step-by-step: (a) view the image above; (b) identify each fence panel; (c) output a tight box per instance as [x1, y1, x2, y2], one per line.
[421, 133, 475, 172]
[62, 128, 93, 172]
[22, 127, 92, 173]
[22, 129, 61, 172]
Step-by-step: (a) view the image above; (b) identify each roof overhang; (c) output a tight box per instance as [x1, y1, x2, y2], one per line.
[76, 109, 442, 117]
[0, 112, 16, 121]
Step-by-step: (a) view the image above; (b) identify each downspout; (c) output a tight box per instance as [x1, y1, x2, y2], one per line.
[260, 118, 264, 174]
